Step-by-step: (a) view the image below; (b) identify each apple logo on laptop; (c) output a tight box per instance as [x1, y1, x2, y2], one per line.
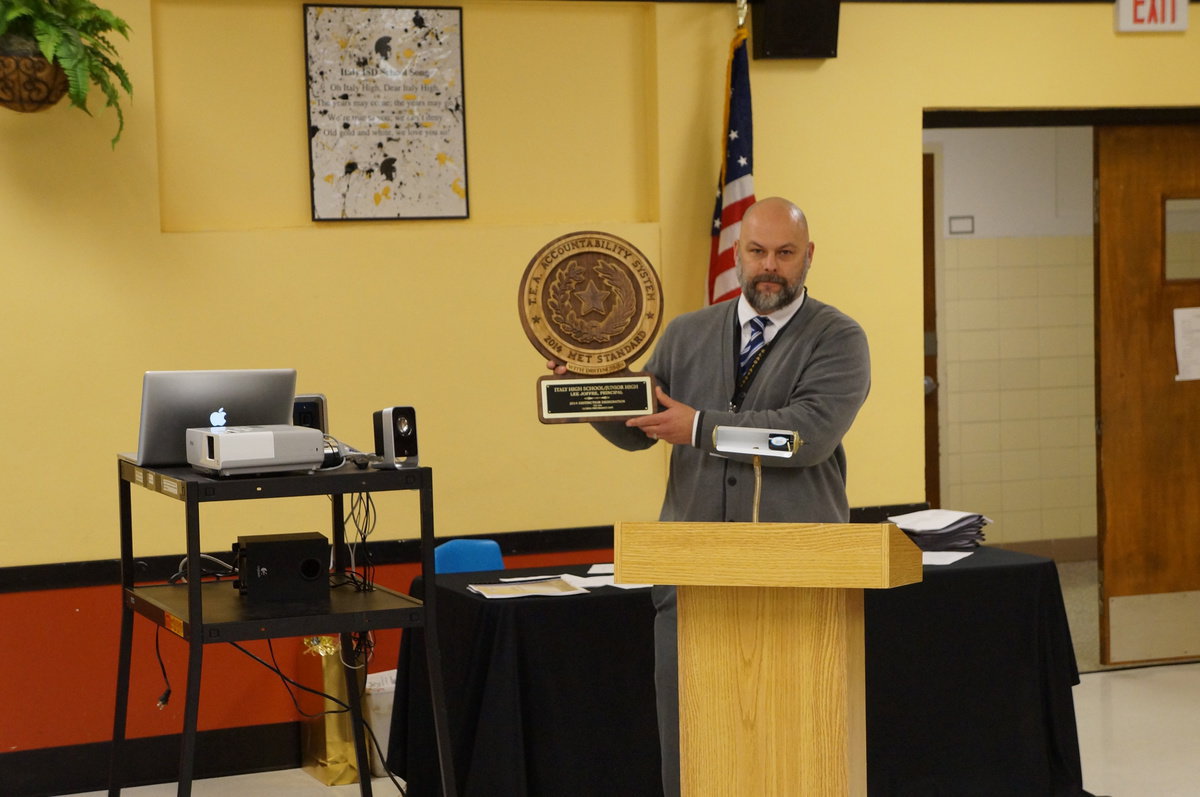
[210, 407, 227, 427]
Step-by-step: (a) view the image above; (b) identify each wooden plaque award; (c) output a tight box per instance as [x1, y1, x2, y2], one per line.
[519, 231, 663, 423]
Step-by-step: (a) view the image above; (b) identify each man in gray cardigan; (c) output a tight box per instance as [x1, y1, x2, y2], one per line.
[551, 196, 870, 796]
[595, 198, 869, 524]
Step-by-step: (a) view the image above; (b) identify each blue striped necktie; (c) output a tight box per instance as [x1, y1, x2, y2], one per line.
[738, 316, 771, 379]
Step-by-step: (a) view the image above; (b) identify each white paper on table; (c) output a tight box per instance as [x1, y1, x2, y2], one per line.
[922, 551, 973, 566]
[561, 573, 652, 590]
[561, 573, 615, 589]
[503, 572, 612, 587]
[468, 576, 589, 599]
[492, 567, 651, 592]
[583, 562, 651, 588]
[1174, 307, 1200, 380]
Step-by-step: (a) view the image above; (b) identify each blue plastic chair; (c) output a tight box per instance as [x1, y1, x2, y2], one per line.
[433, 538, 505, 574]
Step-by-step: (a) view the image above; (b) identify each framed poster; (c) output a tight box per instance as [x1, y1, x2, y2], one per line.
[304, 5, 467, 220]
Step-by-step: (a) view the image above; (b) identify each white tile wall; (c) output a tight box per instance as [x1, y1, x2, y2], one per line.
[938, 235, 1097, 544]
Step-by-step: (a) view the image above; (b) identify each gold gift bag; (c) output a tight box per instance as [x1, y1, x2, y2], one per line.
[301, 635, 367, 785]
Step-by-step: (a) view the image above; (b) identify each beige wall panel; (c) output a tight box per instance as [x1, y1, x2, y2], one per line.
[152, 1, 656, 230]
[2, 0, 1198, 563]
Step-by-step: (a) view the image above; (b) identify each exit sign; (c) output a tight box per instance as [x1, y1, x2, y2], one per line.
[1116, 0, 1188, 31]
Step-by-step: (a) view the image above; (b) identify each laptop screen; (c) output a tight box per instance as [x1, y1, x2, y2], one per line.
[135, 369, 297, 467]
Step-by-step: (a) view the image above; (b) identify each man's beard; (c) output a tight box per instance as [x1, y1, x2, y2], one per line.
[740, 270, 800, 314]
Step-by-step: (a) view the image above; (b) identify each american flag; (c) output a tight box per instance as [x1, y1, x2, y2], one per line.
[707, 27, 755, 305]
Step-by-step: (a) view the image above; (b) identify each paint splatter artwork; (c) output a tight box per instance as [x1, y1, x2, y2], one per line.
[305, 5, 467, 220]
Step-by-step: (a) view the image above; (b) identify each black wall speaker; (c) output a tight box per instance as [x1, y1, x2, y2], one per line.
[752, 0, 841, 59]
[373, 406, 418, 468]
[234, 532, 329, 606]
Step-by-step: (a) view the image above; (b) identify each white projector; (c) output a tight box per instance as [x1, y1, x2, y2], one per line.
[186, 424, 325, 476]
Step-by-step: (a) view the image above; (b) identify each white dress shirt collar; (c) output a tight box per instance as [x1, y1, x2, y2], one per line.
[736, 287, 807, 343]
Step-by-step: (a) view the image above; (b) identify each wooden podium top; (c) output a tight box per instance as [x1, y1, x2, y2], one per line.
[614, 521, 922, 589]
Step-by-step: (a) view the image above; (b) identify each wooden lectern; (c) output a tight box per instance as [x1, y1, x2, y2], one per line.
[614, 521, 922, 797]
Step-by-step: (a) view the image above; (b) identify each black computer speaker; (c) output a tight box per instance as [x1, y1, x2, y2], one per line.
[293, 393, 328, 433]
[373, 406, 418, 468]
[234, 532, 329, 606]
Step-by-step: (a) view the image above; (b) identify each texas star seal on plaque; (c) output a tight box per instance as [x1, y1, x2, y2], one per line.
[519, 231, 663, 423]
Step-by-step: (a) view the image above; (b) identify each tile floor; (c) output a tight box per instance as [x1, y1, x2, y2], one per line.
[70, 660, 1200, 796]
[1073, 661, 1200, 796]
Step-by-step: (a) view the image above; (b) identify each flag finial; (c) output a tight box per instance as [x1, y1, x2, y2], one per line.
[737, 0, 749, 28]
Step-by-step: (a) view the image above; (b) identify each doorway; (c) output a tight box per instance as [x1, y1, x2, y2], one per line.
[922, 125, 1096, 556]
[924, 109, 1200, 667]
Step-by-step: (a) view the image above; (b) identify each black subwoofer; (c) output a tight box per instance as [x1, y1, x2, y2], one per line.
[234, 532, 329, 606]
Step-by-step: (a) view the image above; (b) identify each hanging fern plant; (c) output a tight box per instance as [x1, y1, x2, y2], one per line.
[0, 0, 133, 145]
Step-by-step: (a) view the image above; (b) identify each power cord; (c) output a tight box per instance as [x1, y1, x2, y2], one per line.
[167, 553, 236, 585]
[313, 434, 348, 470]
[154, 626, 171, 709]
[325, 492, 378, 593]
[231, 636, 407, 796]
[345, 630, 375, 670]
[314, 435, 383, 470]
[346, 492, 377, 590]
[344, 451, 384, 469]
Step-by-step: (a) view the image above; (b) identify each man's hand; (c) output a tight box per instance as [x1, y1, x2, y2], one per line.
[546, 358, 568, 375]
[625, 386, 696, 446]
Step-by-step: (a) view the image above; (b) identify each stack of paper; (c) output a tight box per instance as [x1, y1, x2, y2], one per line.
[887, 508, 990, 551]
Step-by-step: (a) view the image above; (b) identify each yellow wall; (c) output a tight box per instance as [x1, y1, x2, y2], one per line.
[2, 1, 1197, 565]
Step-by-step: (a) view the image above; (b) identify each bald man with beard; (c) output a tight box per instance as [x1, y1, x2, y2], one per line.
[550, 196, 871, 796]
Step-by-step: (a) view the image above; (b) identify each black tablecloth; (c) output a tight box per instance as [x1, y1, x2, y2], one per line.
[864, 547, 1086, 796]
[390, 566, 660, 797]
[390, 548, 1088, 797]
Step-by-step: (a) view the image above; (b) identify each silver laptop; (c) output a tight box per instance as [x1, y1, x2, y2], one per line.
[134, 369, 298, 466]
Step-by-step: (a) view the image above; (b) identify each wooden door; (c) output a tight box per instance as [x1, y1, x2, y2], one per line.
[1095, 124, 1200, 665]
